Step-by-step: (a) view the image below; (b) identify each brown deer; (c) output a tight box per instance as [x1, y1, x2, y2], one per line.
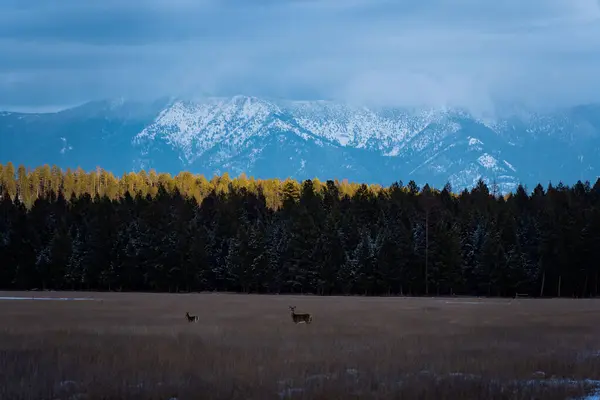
[185, 312, 199, 323]
[289, 306, 312, 324]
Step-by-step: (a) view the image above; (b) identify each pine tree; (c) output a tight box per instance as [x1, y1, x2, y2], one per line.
[1, 162, 600, 298]
[0, 191, 16, 288]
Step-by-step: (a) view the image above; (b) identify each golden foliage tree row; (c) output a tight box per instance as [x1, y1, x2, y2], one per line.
[0, 162, 393, 210]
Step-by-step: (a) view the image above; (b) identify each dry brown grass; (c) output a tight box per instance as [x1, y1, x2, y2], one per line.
[1, 292, 600, 400]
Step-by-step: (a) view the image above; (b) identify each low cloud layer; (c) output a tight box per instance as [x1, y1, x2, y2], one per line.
[1, 0, 600, 112]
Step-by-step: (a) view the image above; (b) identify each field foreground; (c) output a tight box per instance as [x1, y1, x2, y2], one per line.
[1, 292, 600, 400]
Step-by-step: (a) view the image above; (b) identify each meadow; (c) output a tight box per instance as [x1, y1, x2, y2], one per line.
[1, 291, 600, 400]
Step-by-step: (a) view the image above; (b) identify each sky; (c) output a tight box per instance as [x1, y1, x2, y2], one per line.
[1, 0, 600, 113]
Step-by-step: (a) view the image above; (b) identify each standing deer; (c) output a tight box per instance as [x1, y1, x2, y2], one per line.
[289, 306, 312, 324]
[185, 312, 199, 322]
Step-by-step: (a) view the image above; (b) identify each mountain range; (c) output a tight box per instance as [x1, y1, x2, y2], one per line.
[1, 95, 599, 194]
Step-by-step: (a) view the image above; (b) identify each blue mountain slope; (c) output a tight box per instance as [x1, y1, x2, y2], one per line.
[1, 96, 599, 193]
[0, 99, 169, 174]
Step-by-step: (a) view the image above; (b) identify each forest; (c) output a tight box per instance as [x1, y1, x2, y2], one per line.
[0, 161, 599, 298]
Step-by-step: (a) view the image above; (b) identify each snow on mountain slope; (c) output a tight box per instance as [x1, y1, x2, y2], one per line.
[131, 96, 532, 192]
[135, 96, 467, 159]
[134, 96, 280, 162]
[287, 101, 446, 151]
[1, 96, 599, 194]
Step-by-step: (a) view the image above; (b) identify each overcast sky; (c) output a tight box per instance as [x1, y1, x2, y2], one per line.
[1, 0, 600, 112]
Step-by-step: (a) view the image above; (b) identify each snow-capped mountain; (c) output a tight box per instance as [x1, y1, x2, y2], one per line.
[1, 95, 599, 194]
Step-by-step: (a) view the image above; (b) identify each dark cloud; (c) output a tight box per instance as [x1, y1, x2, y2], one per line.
[1, 0, 600, 112]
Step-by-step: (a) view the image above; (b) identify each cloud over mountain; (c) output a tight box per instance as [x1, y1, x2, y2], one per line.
[1, 0, 600, 112]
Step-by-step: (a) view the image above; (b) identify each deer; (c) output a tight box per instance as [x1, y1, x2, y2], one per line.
[185, 312, 199, 323]
[289, 306, 312, 324]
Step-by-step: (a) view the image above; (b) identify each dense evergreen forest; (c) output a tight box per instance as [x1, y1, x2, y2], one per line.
[1, 162, 599, 298]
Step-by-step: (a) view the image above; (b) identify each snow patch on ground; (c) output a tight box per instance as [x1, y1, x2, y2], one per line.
[275, 366, 600, 399]
[384, 145, 400, 156]
[503, 159, 517, 172]
[478, 153, 498, 169]
[0, 296, 99, 301]
[469, 137, 483, 146]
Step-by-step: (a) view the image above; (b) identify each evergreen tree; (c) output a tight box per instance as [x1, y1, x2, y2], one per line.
[0, 161, 599, 298]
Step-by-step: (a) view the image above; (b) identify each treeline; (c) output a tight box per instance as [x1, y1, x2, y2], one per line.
[0, 162, 382, 210]
[0, 162, 599, 298]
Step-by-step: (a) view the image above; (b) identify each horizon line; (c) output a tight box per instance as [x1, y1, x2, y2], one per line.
[1, 95, 599, 115]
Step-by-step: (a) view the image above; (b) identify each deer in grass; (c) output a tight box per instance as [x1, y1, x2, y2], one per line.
[185, 312, 199, 323]
[289, 306, 312, 324]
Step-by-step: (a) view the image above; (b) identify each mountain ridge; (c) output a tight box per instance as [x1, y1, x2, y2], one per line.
[1, 95, 599, 194]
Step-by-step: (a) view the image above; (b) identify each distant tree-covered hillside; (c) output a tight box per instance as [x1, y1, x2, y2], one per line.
[1, 162, 599, 298]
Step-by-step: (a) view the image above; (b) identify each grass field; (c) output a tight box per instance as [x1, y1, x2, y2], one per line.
[1, 292, 600, 400]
